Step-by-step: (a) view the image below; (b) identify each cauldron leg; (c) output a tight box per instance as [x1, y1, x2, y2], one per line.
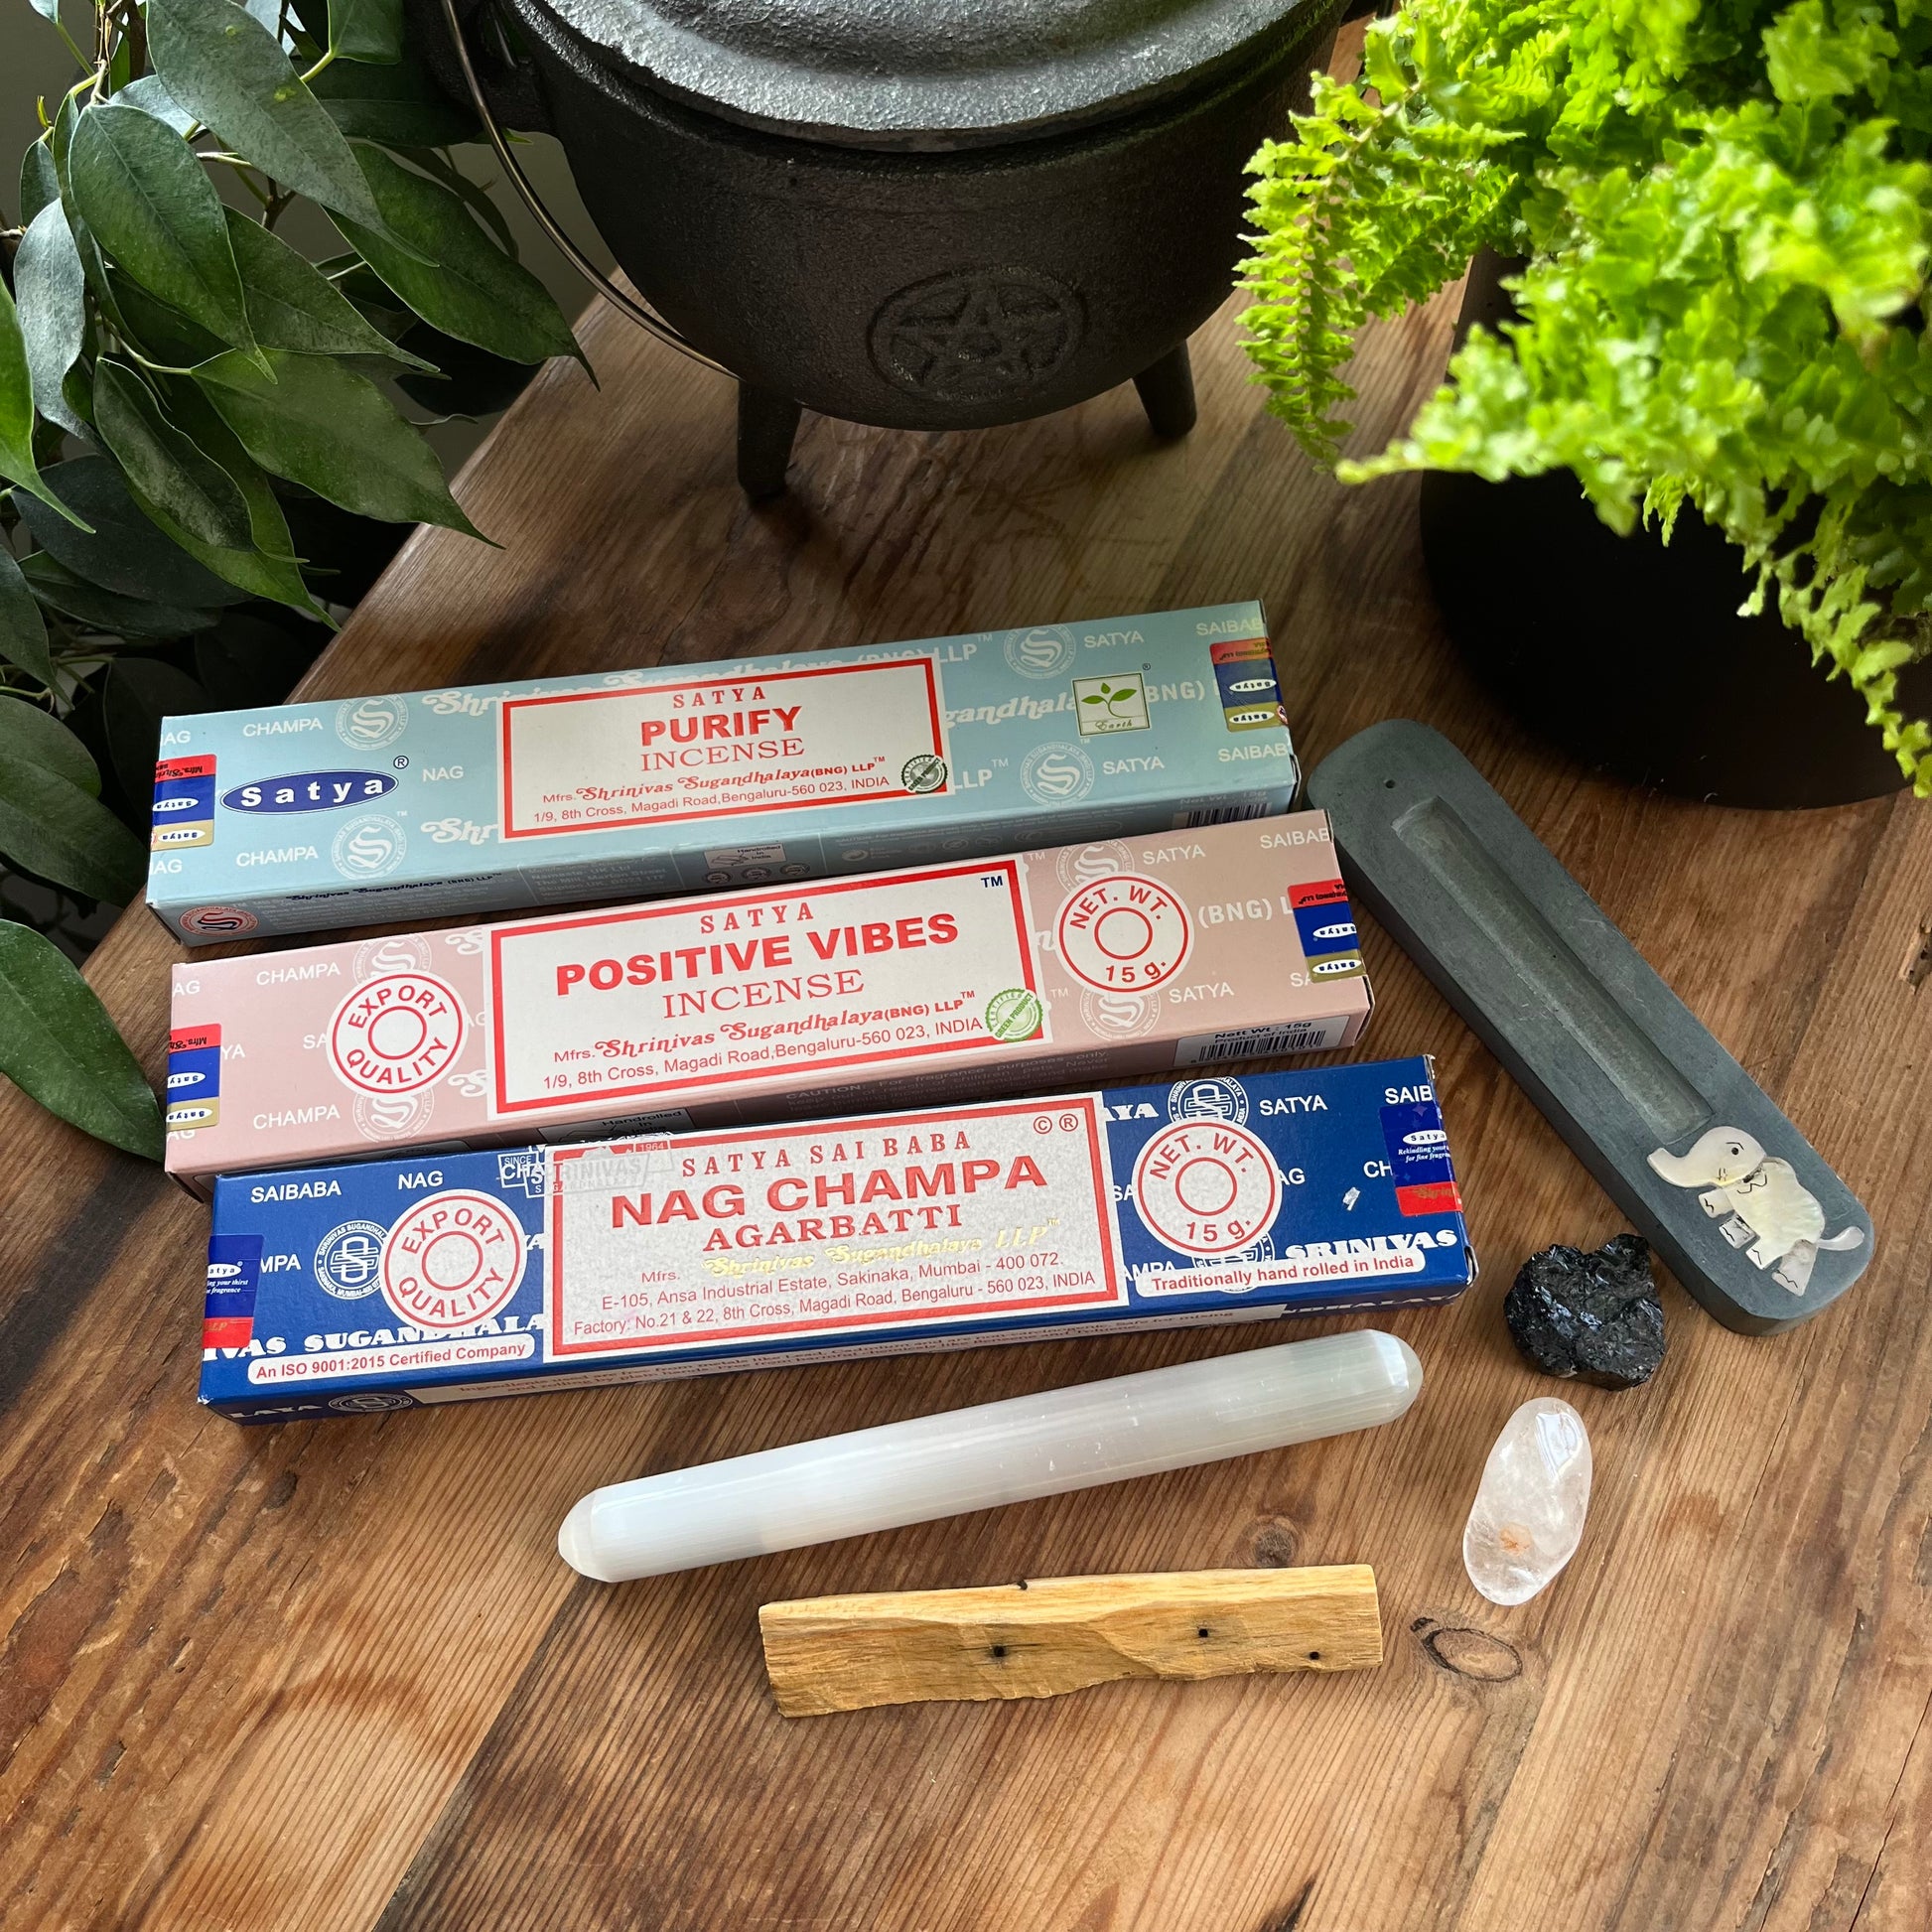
[738, 385, 802, 499]
[1133, 343, 1197, 439]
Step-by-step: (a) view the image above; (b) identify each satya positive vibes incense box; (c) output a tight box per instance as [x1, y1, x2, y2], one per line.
[165, 811, 1373, 1187]
[147, 602, 1298, 943]
[198, 1056, 1470, 1421]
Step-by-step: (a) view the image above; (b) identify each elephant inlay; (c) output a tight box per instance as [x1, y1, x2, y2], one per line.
[1647, 1127, 1864, 1295]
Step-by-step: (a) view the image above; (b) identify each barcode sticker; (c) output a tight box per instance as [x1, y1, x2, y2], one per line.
[1175, 1016, 1352, 1064]
[1175, 800, 1274, 828]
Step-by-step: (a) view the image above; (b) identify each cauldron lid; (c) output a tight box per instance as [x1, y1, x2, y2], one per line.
[537, 0, 1321, 148]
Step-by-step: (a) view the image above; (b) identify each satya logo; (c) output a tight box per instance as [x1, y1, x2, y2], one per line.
[1003, 624, 1076, 680]
[328, 971, 467, 1095]
[222, 770, 397, 815]
[1053, 839, 1133, 894]
[353, 1089, 437, 1143]
[179, 903, 259, 937]
[1131, 1118, 1282, 1259]
[315, 1220, 387, 1299]
[354, 932, 432, 979]
[1167, 1077, 1250, 1127]
[1079, 988, 1164, 1039]
[336, 695, 409, 750]
[1020, 741, 1094, 805]
[379, 1190, 527, 1331]
[333, 814, 407, 880]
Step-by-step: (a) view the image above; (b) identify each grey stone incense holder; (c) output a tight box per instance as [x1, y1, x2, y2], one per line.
[1308, 721, 1871, 1334]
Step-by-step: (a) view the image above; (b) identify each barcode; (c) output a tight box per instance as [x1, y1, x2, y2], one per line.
[1179, 800, 1274, 826]
[1176, 1017, 1348, 1065]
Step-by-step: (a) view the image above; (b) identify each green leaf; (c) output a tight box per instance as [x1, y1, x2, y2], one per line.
[46, 100, 138, 354]
[225, 209, 436, 368]
[15, 456, 250, 606]
[20, 140, 60, 226]
[400, 145, 515, 254]
[149, 380, 323, 614]
[329, 0, 403, 63]
[193, 346, 484, 535]
[0, 695, 101, 794]
[106, 269, 227, 367]
[101, 657, 208, 812]
[144, 0, 392, 232]
[0, 551, 57, 688]
[334, 146, 583, 368]
[0, 921, 163, 1160]
[0, 732, 148, 901]
[319, 257, 419, 341]
[68, 101, 258, 356]
[0, 274, 81, 526]
[93, 357, 255, 551]
[18, 552, 220, 637]
[309, 52, 479, 147]
[14, 202, 89, 438]
[114, 74, 197, 136]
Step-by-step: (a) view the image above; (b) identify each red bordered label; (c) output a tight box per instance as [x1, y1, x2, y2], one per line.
[1054, 874, 1191, 994]
[547, 1097, 1121, 1358]
[1131, 1119, 1283, 1258]
[380, 1190, 527, 1331]
[498, 658, 947, 839]
[328, 971, 468, 1095]
[487, 859, 1038, 1118]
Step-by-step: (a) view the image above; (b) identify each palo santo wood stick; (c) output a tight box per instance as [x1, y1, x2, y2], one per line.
[759, 1565, 1381, 1717]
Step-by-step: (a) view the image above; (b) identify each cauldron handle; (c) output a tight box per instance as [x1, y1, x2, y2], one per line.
[435, 0, 726, 373]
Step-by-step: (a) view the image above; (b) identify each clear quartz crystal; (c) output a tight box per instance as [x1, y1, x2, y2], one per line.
[1463, 1397, 1591, 1606]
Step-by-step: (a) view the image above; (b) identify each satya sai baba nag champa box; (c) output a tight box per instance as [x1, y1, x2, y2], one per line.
[166, 811, 1373, 1186]
[199, 1056, 1470, 1421]
[148, 602, 1297, 943]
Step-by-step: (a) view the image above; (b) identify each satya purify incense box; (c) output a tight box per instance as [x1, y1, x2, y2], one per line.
[165, 811, 1372, 1186]
[198, 1056, 1470, 1422]
[147, 602, 1298, 943]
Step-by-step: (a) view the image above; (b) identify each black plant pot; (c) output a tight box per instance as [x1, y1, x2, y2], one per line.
[1420, 252, 1931, 808]
[415, 0, 1342, 491]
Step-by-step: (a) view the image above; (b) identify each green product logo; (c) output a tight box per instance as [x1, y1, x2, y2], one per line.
[1073, 672, 1151, 736]
[984, 987, 1043, 1042]
[901, 753, 948, 794]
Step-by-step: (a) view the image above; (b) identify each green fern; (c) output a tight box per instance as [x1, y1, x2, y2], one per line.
[1241, 0, 1932, 791]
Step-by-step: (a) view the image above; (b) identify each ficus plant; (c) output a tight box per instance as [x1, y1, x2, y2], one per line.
[2, 0, 582, 1159]
[1241, 0, 1932, 789]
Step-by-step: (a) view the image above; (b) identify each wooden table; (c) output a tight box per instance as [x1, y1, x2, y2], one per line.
[7, 257, 1932, 1932]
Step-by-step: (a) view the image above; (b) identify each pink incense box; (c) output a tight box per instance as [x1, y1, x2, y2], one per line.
[166, 811, 1370, 1190]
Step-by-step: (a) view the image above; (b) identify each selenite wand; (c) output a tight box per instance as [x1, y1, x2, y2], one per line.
[558, 1328, 1423, 1583]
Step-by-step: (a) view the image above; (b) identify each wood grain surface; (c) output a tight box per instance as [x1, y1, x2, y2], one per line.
[759, 1567, 1383, 1715]
[7, 136, 1932, 1932]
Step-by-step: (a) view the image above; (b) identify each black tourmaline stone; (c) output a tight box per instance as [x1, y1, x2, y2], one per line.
[1505, 1234, 1666, 1389]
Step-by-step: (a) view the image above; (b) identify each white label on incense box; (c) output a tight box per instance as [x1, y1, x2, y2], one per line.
[498, 658, 946, 837]
[545, 1098, 1121, 1358]
[486, 860, 1040, 1117]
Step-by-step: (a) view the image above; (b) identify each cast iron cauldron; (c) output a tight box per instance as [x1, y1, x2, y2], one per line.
[413, 0, 1346, 493]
